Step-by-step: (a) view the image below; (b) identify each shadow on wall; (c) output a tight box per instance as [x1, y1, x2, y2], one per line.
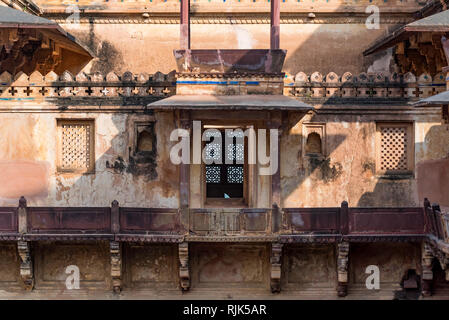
[282, 9, 402, 76]
[68, 20, 125, 75]
[415, 124, 449, 209]
[0, 0, 438, 208]
[358, 123, 449, 208]
[46, 102, 180, 208]
[0, 73, 181, 207]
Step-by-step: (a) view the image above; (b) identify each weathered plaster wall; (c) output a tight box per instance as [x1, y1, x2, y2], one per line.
[282, 110, 448, 208]
[1, 108, 446, 209]
[415, 122, 449, 210]
[349, 243, 421, 298]
[57, 22, 393, 76]
[0, 111, 179, 207]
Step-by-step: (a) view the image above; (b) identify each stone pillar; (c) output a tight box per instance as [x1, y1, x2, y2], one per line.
[111, 200, 120, 234]
[270, 0, 280, 50]
[340, 201, 349, 235]
[180, 0, 190, 50]
[18, 196, 27, 234]
[268, 113, 282, 207]
[268, 114, 282, 233]
[179, 110, 191, 233]
[441, 36, 449, 123]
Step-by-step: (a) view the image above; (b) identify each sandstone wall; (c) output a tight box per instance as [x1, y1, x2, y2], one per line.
[0, 242, 427, 299]
[31, 0, 426, 75]
[0, 111, 179, 207]
[282, 109, 449, 208]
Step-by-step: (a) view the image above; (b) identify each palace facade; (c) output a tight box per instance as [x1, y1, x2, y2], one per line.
[0, 0, 449, 299]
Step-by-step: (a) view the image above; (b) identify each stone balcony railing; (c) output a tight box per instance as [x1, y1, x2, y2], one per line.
[1, 197, 447, 294]
[0, 70, 446, 105]
[0, 197, 446, 244]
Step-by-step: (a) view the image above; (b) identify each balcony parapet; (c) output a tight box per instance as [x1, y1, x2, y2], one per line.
[1, 197, 447, 244]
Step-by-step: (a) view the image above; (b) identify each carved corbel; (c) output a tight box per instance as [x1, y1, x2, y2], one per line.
[178, 242, 190, 291]
[421, 242, 434, 297]
[430, 245, 449, 282]
[270, 243, 283, 293]
[439, 254, 449, 282]
[110, 241, 122, 293]
[17, 240, 33, 290]
[337, 241, 350, 297]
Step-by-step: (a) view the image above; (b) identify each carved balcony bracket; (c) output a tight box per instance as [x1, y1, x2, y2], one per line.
[270, 243, 283, 293]
[337, 241, 350, 297]
[422, 242, 434, 297]
[178, 242, 190, 291]
[428, 242, 449, 282]
[110, 241, 122, 294]
[17, 240, 34, 291]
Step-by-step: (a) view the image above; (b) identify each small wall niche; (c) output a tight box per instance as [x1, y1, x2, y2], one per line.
[134, 122, 156, 155]
[302, 123, 326, 157]
[128, 121, 158, 180]
[305, 132, 322, 155]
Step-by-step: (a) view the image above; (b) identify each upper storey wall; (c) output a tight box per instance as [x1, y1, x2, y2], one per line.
[33, 0, 424, 13]
[32, 0, 426, 75]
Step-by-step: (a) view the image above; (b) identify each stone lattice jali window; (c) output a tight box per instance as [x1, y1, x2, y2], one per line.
[376, 123, 414, 175]
[57, 120, 95, 173]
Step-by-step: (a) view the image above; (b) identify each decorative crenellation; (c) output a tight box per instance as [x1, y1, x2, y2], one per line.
[0, 70, 176, 99]
[0, 70, 446, 101]
[284, 71, 447, 99]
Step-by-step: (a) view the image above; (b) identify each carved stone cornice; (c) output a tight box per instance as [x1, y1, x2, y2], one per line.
[343, 235, 426, 242]
[279, 235, 339, 243]
[115, 234, 184, 243]
[45, 13, 415, 25]
[0, 233, 20, 241]
[22, 234, 114, 241]
[186, 235, 278, 242]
